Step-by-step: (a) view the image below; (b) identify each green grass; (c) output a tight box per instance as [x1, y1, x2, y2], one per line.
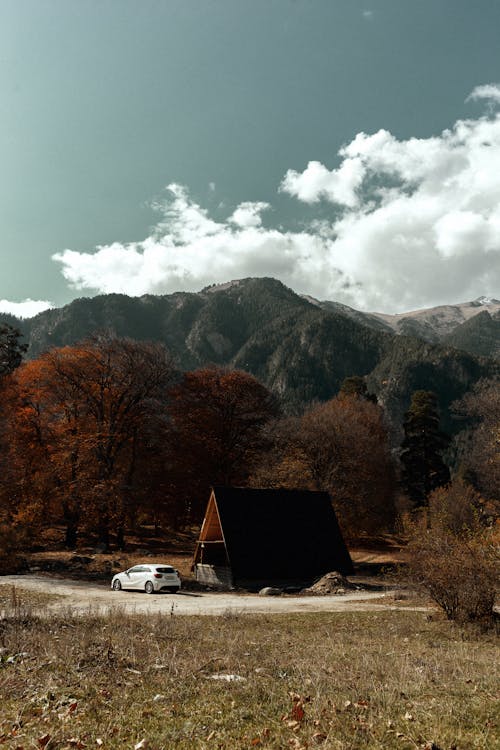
[0, 599, 498, 749]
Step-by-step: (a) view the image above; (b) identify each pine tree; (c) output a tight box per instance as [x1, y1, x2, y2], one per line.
[400, 390, 450, 507]
[0, 324, 26, 379]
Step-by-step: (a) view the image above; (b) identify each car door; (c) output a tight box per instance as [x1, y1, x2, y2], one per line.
[137, 566, 151, 589]
[124, 566, 142, 590]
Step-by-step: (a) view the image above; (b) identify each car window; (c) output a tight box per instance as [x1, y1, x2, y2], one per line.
[156, 567, 175, 573]
[128, 566, 141, 573]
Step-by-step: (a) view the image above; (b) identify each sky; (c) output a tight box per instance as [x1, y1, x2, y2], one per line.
[1, 0, 500, 318]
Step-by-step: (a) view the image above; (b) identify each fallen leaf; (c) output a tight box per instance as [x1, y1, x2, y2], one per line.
[291, 703, 305, 723]
[37, 735, 51, 749]
[134, 740, 148, 750]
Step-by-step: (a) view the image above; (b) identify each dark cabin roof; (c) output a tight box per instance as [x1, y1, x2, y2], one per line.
[212, 486, 353, 579]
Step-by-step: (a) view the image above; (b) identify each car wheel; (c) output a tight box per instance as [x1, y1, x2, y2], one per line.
[112, 579, 122, 591]
[145, 581, 155, 594]
[169, 587, 179, 594]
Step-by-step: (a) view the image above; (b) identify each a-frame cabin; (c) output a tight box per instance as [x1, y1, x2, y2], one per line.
[193, 486, 353, 589]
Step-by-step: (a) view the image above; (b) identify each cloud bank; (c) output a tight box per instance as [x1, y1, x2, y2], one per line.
[0, 298, 54, 319]
[53, 86, 500, 313]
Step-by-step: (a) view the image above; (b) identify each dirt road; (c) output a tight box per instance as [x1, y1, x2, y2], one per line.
[0, 574, 413, 616]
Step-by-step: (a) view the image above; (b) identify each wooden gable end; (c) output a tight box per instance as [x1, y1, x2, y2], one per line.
[198, 490, 224, 542]
[193, 490, 230, 569]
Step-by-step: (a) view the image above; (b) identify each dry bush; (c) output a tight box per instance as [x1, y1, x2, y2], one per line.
[408, 531, 497, 623]
[406, 480, 498, 625]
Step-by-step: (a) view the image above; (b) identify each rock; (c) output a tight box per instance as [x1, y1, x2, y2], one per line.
[258, 587, 282, 596]
[302, 571, 354, 596]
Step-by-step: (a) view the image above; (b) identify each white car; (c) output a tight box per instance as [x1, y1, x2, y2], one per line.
[111, 563, 181, 594]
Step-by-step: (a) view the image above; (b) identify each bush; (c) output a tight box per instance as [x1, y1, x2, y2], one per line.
[407, 531, 497, 623]
[406, 480, 498, 625]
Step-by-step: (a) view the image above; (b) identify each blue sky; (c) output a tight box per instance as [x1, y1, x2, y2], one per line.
[1, 0, 500, 316]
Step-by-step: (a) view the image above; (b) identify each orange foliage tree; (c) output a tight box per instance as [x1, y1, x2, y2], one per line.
[455, 379, 500, 509]
[168, 367, 280, 524]
[253, 393, 396, 538]
[3, 337, 176, 548]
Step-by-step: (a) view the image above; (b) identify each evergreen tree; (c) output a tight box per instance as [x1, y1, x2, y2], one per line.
[0, 324, 26, 379]
[400, 390, 450, 507]
[339, 375, 377, 403]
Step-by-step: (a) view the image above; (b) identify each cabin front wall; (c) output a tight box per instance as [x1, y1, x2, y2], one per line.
[194, 563, 233, 589]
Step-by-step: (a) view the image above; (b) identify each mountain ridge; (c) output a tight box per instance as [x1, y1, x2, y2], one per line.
[2, 278, 498, 436]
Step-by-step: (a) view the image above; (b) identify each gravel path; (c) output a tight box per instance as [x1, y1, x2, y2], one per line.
[0, 574, 415, 616]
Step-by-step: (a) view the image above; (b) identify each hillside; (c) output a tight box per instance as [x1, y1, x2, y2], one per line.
[369, 296, 500, 344]
[2, 278, 498, 432]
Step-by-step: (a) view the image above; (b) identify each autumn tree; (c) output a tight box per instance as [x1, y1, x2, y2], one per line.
[454, 379, 500, 507]
[168, 367, 279, 524]
[400, 390, 450, 508]
[4, 337, 176, 548]
[253, 393, 396, 538]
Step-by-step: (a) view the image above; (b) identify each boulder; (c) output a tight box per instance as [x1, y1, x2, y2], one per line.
[302, 571, 353, 596]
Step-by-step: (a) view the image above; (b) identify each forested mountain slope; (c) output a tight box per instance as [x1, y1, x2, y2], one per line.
[3, 278, 498, 430]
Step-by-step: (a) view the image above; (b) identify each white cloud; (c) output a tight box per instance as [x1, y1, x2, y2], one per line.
[53, 87, 500, 313]
[362, 10, 373, 20]
[229, 201, 270, 228]
[53, 188, 335, 300]
[467, 83, 500, 105]
[0, 298, 54, 318]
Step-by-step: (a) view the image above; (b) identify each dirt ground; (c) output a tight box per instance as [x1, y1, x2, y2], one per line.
[0, 574, 424, 616]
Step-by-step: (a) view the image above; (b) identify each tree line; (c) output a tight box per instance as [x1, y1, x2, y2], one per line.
[0, 325, 497, 553]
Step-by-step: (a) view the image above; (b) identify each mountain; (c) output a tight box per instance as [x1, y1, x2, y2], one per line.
[368, 296, 500, 344]
[443, 310, 500, 359]
[309, 295, 500, 359]
[2, 278, 498, 435]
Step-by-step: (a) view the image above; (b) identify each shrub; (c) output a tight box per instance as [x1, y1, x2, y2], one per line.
[406, 480, 498, 625]
[407, 530, 497, 623]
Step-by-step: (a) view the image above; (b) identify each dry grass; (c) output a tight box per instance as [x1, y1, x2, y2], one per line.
[0, 591, 498, 750]
[0, 585, 63, 610]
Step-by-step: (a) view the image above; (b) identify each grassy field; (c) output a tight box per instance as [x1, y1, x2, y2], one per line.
[0, 588, 498, 750]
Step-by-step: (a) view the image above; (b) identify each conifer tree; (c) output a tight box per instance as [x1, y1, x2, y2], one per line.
[0, 324, 26, 378]
[400, 390, 450, 507]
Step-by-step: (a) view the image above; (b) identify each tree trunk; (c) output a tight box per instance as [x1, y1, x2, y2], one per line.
[65, 522, 78, 549]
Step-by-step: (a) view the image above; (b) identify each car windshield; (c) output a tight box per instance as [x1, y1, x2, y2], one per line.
[155, 567, 175, 573]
